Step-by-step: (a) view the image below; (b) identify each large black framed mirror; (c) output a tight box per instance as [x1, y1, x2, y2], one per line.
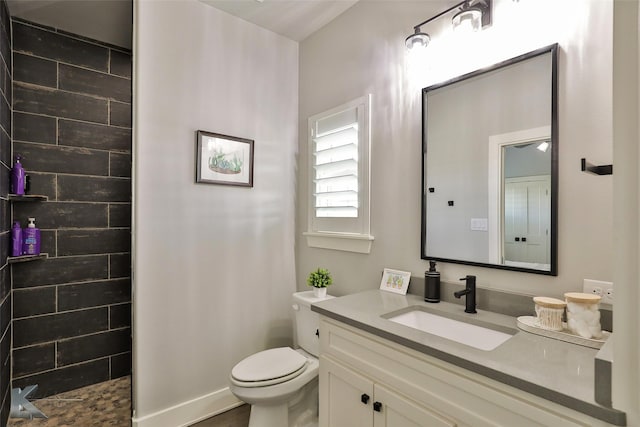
[421, 44, 558, 275]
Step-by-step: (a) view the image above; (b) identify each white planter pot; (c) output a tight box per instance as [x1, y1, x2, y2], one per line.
[312, 287, 327, 298]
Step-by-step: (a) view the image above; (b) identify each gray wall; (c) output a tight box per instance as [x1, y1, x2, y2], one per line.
[133, 1, 298, 423]
[10, 19, 132, 397]
[297, 0, 613, 298]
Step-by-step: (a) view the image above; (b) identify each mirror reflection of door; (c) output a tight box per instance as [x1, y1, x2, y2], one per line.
[501, 141, 551, 268]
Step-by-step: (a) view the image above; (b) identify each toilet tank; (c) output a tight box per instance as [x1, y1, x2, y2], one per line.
[292, 291, 334, 357]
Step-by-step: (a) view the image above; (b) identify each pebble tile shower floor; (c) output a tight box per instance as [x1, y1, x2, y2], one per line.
[7, 376, 130, 426]
[6, 375, 251, 426]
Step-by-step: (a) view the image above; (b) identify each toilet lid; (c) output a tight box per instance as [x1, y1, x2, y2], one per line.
[231, 347, 307, 384]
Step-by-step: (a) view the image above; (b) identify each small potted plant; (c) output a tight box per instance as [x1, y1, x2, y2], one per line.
[307, 268, 333, 298]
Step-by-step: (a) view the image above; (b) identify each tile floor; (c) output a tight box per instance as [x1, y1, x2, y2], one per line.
[7, 376, 131, 427]
[6, 376, 250, 427]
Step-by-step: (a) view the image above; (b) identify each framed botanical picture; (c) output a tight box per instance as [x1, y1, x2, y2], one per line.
[196, 130, 254, 187]
[380, 268, 411, 295]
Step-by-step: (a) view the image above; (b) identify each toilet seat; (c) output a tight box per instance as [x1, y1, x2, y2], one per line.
[231, 347, 308, 388]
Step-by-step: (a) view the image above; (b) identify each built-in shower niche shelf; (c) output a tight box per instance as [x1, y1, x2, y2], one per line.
[8, 253, 49, 264]
[8, 194, 49, 202]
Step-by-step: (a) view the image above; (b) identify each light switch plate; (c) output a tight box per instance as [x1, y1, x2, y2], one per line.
[470, 218, 488, 231]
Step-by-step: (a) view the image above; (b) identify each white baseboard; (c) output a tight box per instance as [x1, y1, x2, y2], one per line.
[132, 387, 243, 427]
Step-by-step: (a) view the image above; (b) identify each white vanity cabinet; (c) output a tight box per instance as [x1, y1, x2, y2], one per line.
[321, 355, 455, 427]
[318, 317, 613, 427]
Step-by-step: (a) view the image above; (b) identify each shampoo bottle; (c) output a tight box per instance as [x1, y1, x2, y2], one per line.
[424, 260, 441, 303]
[22, 217, 41, 256]
[11, 155, 25, 195]
[11, 222, 22, 257]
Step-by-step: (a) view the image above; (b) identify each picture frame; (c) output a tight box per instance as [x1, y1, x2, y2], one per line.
[380, 268, 411, 295]
[196, 130, 254, 187]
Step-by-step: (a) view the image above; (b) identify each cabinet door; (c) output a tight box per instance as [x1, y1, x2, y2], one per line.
[373, 384, 457, 427]
[319, 355, 373, 427]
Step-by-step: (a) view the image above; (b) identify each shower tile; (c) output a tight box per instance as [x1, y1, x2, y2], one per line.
[0, 323, 9, 366]
[0, 232, 7, 266]
[0, 267, 7, 303]
[39, 230, 56, 257]
[58, 278, 131, 311]
[13, 307, 108, 347]
[0, 164, 8, 198]
[109, 100, 131, 127]
[11, 358, 110, 398]
[0, 200, 7, 242]
[109, 203, 131, 228]
[58, 119, 131, 151]
[12, 22, 108, 72]
[0, 19, 9, 72]
[12, 255, 109, 288]
[59, 64, 131, 103]
[14, 112, 56, 144]
[13, 201, 108, 229]
[14, 83, 108, 124]
[20, 172, 56, 199]
[110, 152, 131, 177]
[0, 345, 8, 407]
[13, 287, 56, 318]
[12, 343, 55, 378]
[13, 53, 57, 88]
[0, 295, 9, 339]
[57, 328, 130, 367]
[57, 228, 131, 256]
[109, 303, 131, 329]
[109, 253, 131, 278]
[0, 95, 9, 135]
[110, 49, 131, 78]
[58, 175, 130, 202]
[13, 141, 109, 176]
[111, 352, 131, 378]
[0, 128, 10, 166]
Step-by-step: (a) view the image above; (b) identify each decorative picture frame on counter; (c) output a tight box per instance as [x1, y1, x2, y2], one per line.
[380, 268, 411, 295]
[196, 130, 254, 187]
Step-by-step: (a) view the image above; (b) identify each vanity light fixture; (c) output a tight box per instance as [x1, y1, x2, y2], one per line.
[452, 0, 492, 32]
[405, 28, 431, 50]
[406, 0, 492, 50]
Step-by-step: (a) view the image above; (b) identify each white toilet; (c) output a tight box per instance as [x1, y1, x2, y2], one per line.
[229, 291, 333, 427]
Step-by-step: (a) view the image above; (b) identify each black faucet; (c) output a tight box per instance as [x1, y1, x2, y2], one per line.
[454, 275, 477, 314]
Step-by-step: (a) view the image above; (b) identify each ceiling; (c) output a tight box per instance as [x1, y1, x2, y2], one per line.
[5, 0, 359, 50]
[200, 0, 358, 41]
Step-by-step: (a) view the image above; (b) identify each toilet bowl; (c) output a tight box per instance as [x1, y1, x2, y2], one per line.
[229, 291, 332, 427]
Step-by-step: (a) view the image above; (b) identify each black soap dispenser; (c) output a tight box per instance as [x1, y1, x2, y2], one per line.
[425, 260, 440, 303]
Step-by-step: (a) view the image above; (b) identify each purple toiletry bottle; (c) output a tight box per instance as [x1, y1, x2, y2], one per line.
[11, 155, 25, 195]
[11, 222, 22, 257]
[22, 217, 41, 256]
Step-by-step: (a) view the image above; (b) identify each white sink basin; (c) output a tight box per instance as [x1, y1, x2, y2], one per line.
[386, 308, 514, 351]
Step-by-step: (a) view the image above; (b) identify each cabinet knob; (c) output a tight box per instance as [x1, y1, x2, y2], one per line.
[361, 394, 370, 404]
[373, 401, 382, 412]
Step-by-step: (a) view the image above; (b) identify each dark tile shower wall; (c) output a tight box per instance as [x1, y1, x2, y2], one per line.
[0, 0, 12, 425]
[10, 19, 132, 398]
[0, 1, 10, 423]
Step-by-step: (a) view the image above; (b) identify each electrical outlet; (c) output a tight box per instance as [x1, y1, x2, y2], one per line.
[605, 288, 613, 304]
[583, 279, 613, 305]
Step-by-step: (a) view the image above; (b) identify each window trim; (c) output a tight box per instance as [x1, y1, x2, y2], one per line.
[305, 95, 374, 254]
